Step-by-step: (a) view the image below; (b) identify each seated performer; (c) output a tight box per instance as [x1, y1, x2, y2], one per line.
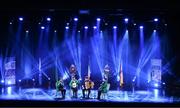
[69, 76, 79, 98]
[55, 78, 66, 98]
[97, 78, 108, 99]
[82, 76, 94, 99]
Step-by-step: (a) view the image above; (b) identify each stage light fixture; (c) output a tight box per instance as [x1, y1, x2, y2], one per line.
[124, 18, 129, 22]
[54, 30, 57, 32]
[93, 26, 97, 29]
[134, 23, 136, 26]
[19, 80, 21, 82]
[84, 26, 88, 29]
[154, 30, 156, 32]
[1, 80, 4, 83]
[78, 30, 80, 32]
[8, 81, 11, 85]
[113, 26, 117, 29]
[47, 17, 51, 21]
[140, 26, 143, 29]
[19, 17, 23, 21]
[10, 22, 12, 24]
[154, 83, 158, 87]
[41, 26, 45, 29]
[97, 18, 101, 21]
[26, 30, 29, 33]
[74, 17, 78, 21]
[154, 18, 158, 22]
[65, 26, 69, 29]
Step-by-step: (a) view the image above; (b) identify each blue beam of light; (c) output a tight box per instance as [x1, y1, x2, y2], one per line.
[0, 55, 4, 80]
[111, 30, 129, 83]
[161, 57, 176, 76]
[91, 31, 105, 79]
[72, 17, 78, 39]
[136, 30, 161, 87]
[51, 45, 70, 81]
[140, 27, 144, 51]
[65, 31, 82, 79]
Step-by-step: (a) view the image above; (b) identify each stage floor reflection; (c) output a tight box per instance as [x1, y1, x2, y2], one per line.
[0, 86, 179, 103]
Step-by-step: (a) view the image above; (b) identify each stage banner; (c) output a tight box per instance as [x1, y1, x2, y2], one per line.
[4, 57, 16, 85]
[151, 59, 161, 83]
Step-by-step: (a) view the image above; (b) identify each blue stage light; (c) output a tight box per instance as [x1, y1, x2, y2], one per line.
[54, 30, 57, 32]
[97, 18, 101, 21]
[113, 26, 117, 29]
[8, 81, 11, 85]
[124, 18, 129, 22]
[140, 26, 143, 29]
[154, 83, 158, 87]
[154, 30, 156, 32]
[19, 80, 21, 82]
[41, 26, 45, 29]
[65, 26, 69, 29]
[19, 17, 23, 21]
[154, 18, 158, 22]
[10, 22, 12, 24]
[1, 80, 4, 83]
[26, 30, 29, 33]
[93, 26, 97, 29]
[84, 26, 88, 29]
[47, 17, 51, 21]
[32, 79, 35, 81]
[74, 17, 78, 21]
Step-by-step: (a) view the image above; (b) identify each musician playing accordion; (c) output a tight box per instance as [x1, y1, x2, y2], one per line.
[69, 76, 79, 98]
[82, 76, 94, 99]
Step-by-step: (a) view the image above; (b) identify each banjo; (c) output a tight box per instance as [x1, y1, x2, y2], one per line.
[72, 81, 77, 88]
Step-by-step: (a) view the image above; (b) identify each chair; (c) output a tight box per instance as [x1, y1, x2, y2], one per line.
[101, 83, 110, 99]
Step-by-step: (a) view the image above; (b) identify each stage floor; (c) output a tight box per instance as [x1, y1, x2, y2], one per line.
[0, 86, 180, 103]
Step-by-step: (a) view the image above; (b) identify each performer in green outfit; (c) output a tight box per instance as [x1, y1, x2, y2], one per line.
[56, 78, 66, 98]
[97, 79, 108, 99]
[69, 76, 79, 98]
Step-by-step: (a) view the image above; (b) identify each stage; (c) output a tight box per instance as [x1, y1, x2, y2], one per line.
[0, 86, 180, 107]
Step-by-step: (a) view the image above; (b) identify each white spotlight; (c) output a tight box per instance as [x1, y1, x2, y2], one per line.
[47, 17, 51, 21]
[84, 26, 88, 29]
[65, 26, 69, 29]
[97, 18, 101, 21]
[1, 80, 4, 83]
